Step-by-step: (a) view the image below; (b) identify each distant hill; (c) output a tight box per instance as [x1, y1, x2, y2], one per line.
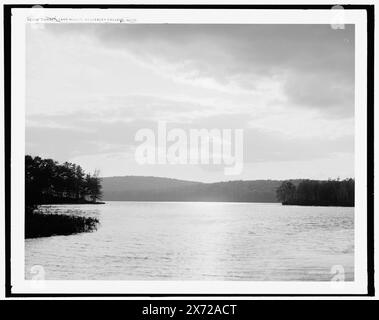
[101, 176, 296, 203]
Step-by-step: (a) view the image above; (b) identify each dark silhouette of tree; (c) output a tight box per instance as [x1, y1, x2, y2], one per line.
[25, 155, 103, 208]
[276, 179, 354, 206]
[85, 169, 103, 202]
[276, 181, 296, 204]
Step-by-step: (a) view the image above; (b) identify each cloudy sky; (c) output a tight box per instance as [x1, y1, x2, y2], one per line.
[26, 23, 354, 182]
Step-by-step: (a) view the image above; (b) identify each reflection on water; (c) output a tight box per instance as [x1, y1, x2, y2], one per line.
[25, 202, 354, 281]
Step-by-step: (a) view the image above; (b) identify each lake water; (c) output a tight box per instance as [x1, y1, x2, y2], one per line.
[25, 201, 354, 281]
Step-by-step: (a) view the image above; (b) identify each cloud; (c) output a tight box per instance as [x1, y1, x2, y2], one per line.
[25, 24, 355, 180]
[44, 24, 354, 116]
[26, 100, 353, 165]
[243, 128, 353, 163]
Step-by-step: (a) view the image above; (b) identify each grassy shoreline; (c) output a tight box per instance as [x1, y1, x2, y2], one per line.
[25, 206, 100, 239]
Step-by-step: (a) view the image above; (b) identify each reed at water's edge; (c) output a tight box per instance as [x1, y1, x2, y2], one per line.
[25, 206, 99, 239]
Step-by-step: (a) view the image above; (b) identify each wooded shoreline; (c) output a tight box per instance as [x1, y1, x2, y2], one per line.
[276, 179, 354, 207]
[25, 155, 103, 238]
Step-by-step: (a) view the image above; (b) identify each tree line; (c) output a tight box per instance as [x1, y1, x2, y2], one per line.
[276, 179, 354, 207]
[26, 155, 103, 207]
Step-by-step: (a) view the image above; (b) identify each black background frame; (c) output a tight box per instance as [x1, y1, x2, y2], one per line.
[3, 3, 375, 298]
